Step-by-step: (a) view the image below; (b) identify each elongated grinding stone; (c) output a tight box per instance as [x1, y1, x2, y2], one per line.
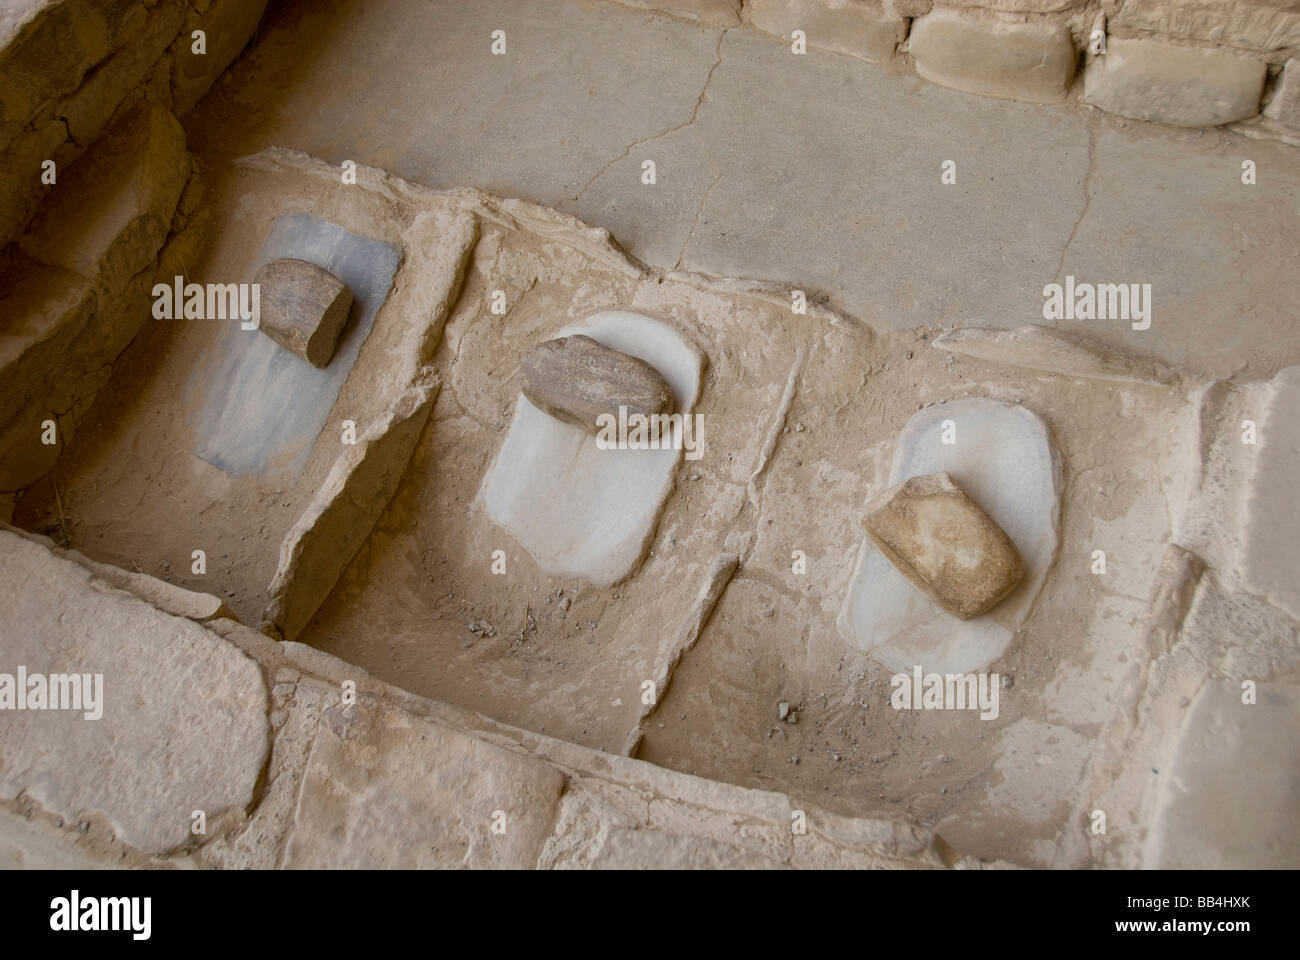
[255, 257, 353, 368]
[862, 472, 1025, 620]
[521, 334, 674, 434]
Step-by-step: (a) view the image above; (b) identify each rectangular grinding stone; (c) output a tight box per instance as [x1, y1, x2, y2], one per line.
[190, 214, 400, 478]
[838, 399, 1061, 675]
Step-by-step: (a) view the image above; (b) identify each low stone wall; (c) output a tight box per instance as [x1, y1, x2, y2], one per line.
[0, 0, 269, 249]
[0, 100, 192, 492]
[0, 0, 269, 494]
[0, 523, 953, 869]
[616, 0, 1300, 137]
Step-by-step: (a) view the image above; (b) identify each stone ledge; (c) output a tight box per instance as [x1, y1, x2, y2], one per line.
[283, 697, 568, 869]
[1110, 2, 1300, 62]
[0, 528, 269, 854]
[0, 415, 962, 870]
[0, 101, 190, 492]
[1, 522, 234, 622]
[0, 0, 269, 249]
[201, 617, 949, 869]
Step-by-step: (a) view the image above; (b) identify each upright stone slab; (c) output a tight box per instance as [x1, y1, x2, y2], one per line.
[265, 378, 439, 641]
[838, 399, 1061, 675]
[908, 11, 1076, 103]
[1084, 37, 1266, 127]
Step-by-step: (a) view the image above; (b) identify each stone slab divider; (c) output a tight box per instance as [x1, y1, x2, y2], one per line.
[262, 374, 441, 641]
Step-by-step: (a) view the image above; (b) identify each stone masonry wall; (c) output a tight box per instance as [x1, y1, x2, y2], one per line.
[0, 0, 269, 250]
[0, 0, 268, 496]
[615, 0, 1300, 137]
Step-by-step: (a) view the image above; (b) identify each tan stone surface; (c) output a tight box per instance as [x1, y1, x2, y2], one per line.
[932, 326, 1176, 385]
[196, 677, 338, 869]
[908, 10, 1076, 104]
[60, 1, 186, 145]
[1, 521, 233, 620]
[1265, 58, 1300, 134]
[0, 116, 74, 252]
[1111, 0, 1300, 60]
[1145, 679, 1300, 868]
[0, 0, 266, 251]
[1240, 366, 1300, 621]
[863, 472, 1025, 620]
[0, 807, 112, 870]
[0, 0, 115, 152]
[927, 0, 1082, 10]
[0, 255, 95, 490]
[0, 529, 268, 854]
[1084, 36, 1267, 127]
[588, 826, 788, 868]
[283, 699, 567, 869]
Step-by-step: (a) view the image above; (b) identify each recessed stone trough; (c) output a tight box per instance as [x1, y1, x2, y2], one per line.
[3, 140, 1296, 871]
